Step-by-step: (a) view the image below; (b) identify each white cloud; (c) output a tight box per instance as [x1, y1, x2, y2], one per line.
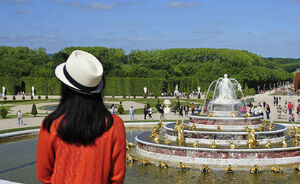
[167, 1, 201, 8]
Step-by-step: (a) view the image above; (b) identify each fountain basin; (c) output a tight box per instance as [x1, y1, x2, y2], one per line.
[136, 132, 300, 168]
[190, 115, 262, 131]
[164, 123, 287, 146]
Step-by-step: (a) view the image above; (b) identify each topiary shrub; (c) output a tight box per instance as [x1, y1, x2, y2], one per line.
[3, 97, 7, 101]
[12, 95, 16, 100]
[38, 95, 41, 99]
[31, 104, 38, 117]
[156, 98, 161, 110]
[46, 95, 48, 99]
[118, 104, 124, 114]
[22, 95, 25, 100]
[0, 107, 8, 118]
[31, 95, 33, 100]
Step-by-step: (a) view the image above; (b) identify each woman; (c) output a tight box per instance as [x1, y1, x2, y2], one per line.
[265, 104, 271, 120]
[36, 50, 126, 184]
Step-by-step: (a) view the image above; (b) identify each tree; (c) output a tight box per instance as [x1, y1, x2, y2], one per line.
[31, 104, 38, 116]
[0, 107, 8, 118]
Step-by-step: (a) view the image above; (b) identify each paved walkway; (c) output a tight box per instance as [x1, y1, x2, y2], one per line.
[0, 92, 299, 131]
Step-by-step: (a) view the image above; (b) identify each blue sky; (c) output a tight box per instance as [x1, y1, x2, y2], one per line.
[0, 0, 300, 58]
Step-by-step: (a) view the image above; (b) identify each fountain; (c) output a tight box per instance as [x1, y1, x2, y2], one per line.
[134, 74, 300, 170]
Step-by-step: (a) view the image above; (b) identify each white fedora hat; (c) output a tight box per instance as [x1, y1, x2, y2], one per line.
[54, 50, 104, 94]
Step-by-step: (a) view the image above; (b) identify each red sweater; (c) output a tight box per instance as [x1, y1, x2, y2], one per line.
[36, 115, 126, 184]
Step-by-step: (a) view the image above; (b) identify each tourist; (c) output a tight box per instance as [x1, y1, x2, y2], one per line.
[282, 105, 288, 119]
[130, 106, 134, 120]
[184, 104, 189, 116]
[277, 105, 282, 119]
[148, 106, 153, 119]
[159, 105, 164, 120]
[17, 110, 23, 125]
[289, 114, 295, 123]
[179, 105, 183, 116]
[144, 105, 148, 120]
[36, 50, 126, 183]
[265, 104, 271, 120]
[191, 103, 195, 114]
[297, 104, 300, 120]
[110, 104, 115, 114]
[288, 102, 293, 115]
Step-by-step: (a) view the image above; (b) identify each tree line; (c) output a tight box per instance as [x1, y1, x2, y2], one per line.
[0, 46, 296, 95]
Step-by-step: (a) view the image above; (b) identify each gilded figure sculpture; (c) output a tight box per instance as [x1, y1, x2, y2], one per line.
[164, 136, 171, 145]
[156, 160, 168, 169]
[190, 122, 196, 131]
[229, 141, 236, 149]
[177, 123, 185, 146]
[139, 159, 152, 166]
[193, 140, 199, 147]
[216, 125, 222, 132]
[271, 166, 283, 173]
[200, 165, 211, 173]
[281, 138, 287, 148]
[207, 111, 214, 117]
[210, 140, 217, 148]
[247, 129, 258, 149]
[268, 121, 274, 131]
[250, 165, 261, 173]
[177, 162, 190, 170]
[231, 111, 236, 117]
[265, 139, 272, 148]
[225, 164, 234, 173]
[126, 154, 137, 163]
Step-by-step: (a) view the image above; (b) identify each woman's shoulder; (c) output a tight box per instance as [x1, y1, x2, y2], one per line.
[112, 114, 124, 127]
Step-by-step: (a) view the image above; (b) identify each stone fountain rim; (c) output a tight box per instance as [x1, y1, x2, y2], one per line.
[135, 132, 300, 153]
[189, 115, 262, 120]
[165, 122, 288, 135]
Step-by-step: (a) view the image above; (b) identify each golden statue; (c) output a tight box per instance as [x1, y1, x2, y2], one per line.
[293, 136, 299, 146]
[126, 140, 136, 147]
[177, 123, 185, 146]
[151, 121, 162, 138]
[262, 120, 268, 127]
[216, 125, 222, 132]
[225, 164, 234, 173]
[126, 145, 130, 151]
[268, 121, 274, 131]
[256, 124, 264, 132]
[244, 125, 251, 132]
[177, 162, 190, 170]
[247, 129, 258, 149]
[200, 107, 205, 115]
[164, 136, 171, 145]
[153, 133, 160, 143]
[250, 165, 261, 173]
[265, 139, 272, 148]
[200, 165, 211, 173]
[245, 110, 252, 117]
[229, 141, 236, 149]
[231, 111, 236, 117]
[271, 166, 283, 173]
[207, 110, 214, 117]
[294, 124, 300, 133]
[174, 120, 179, 131]
[193, 140, 199, 147]
[156, 160, 168, 169]
[281, 138, 287, 148]
[210, 140, 217, 148]
[190, 122, 196, 131]
[126, 154, 137, 163]
[139, 159, 152, 166]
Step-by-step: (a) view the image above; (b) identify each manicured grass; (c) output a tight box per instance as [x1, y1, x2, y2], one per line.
[0, 99, 59, 105]
[0, 126, 40, 134]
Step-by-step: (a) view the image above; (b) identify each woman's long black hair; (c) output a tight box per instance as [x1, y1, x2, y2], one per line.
[43, 81, 113, 146]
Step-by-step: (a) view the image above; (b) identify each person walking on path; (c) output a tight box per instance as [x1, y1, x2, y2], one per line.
[144, 105, 148, 120]
[159, 105, 164, 120]
[288, 102, 293, 115]
[110, 104, 115, 114]
[179, 105, 183, 116]
[130, 106, 135, 120]
[184, 104, 189, 116]
[297, 104, 300, 120]
[36, 50, 126, 184]
[265, 104, 271, 120]
[148, 106, 152, 119]
[191, 103, 195, 114]
[17, 110, 23, 125]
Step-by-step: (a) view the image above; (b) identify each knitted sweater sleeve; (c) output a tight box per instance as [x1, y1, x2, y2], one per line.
[109, 115, 126, 184]
[36, 124, 56, 184]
